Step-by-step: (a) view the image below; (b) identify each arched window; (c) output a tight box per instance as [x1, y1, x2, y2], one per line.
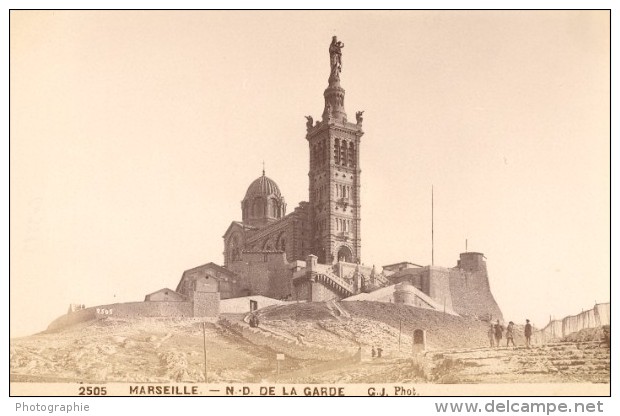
[252, 198, 264, 217]
[334, 139, 340, 164]
[348, 142, 355, 167]
[337, 246, 353, 263]
[271, 199, 279, 218]
[340, 140, 347, 166]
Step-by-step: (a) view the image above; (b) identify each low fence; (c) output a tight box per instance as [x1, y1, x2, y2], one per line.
[533, 303, 610, 344]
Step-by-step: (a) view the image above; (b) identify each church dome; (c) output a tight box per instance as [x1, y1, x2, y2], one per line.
[244, 173, 282, 200]
[241, 170, 286, 228]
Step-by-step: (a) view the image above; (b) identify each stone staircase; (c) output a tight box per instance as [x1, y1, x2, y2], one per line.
[315, 268, 355, 298]
[424, 341, 610, 384]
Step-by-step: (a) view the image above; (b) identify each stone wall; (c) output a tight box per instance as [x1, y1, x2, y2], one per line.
[389, 268, 426, 292]
[425, 267, 454, 312]
[228, 251, 294, 299]
[311, 281, 343, 302]
[46, 299, 216, 331]
[294, 280, 311, 301]
[447, 268, 503, 321]
[192, 292, 220, 317]
[385, 253, 502, 321]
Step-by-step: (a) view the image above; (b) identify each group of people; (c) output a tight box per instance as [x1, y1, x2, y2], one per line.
[248, 314, 260, 328]
[488, 319, 533, 348]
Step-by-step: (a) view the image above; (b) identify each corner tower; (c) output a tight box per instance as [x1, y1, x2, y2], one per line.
[305, 36, 364, 264]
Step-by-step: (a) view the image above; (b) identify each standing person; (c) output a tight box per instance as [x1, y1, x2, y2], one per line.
[506, 321, 516, 347]
[525, 319, 532, 348]
[494, 320, 504, 348]
[488, 323, 495, 348]
[371, 346, 376, 358]
[377, 347, 383, 358]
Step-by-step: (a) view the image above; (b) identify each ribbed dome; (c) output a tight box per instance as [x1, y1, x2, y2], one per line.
[244, 174, 282, 200]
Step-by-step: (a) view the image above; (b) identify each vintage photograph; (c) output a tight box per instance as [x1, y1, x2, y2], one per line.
[9, 10, 610, 396]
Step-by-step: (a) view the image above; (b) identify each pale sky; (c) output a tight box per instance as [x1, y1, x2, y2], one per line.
[10, 10, 610, 337]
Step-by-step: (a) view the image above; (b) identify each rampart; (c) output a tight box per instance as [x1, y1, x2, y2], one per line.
[46, 299, 217, 332]
[533, 303, 610, 343]
[387, 252, 503, 321]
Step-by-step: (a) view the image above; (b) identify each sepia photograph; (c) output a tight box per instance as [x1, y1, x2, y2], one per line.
[9, 9, 610, 398]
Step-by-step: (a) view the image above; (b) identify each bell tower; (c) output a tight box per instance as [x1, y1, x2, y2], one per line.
[305, 36, 364, 264]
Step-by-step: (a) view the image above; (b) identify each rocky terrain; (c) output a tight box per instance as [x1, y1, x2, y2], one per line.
[10, 302, 610, 385]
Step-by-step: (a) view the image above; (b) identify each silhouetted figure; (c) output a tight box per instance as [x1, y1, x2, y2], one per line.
[506, 321, 516, 347]
[600, 327, 610, 348]
[377, 347, 383, 358]
[494, 320, 504, 348]
[488, 323, 495, 347]
[524, 319, 532, 348]
[371, 346, 376, 358]
[249, 314, 259, 328]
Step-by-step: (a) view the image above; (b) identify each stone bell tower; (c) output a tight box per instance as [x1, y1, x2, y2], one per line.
[305, 36, 364, 264]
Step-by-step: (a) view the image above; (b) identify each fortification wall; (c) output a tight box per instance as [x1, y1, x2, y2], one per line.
[294, 280, 311, 301]
[425, 267, 454, 312]
[192, 292, 220, 317]
[533, 303, 610, 344]
[47, 301, 204, 331]
[448, 268, 503, 321]
[47, 307, 98, 331]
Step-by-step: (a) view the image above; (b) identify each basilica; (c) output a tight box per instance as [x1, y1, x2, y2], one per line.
[51, 37, 504, 330]
[224, 37, 361, 269]
[219, 36, 372, 302]
[215, 37, 502, 323]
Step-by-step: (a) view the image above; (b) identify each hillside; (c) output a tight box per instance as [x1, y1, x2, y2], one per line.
[10, 302, 609, 385]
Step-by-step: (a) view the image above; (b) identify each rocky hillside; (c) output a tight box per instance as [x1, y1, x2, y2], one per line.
[10, 302, 609, 385]
[426, 341, 610, 384]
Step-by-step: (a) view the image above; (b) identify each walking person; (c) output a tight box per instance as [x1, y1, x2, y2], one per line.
[488, 323, 495, 348]
[524, 319, 532, 348]
[506, 321, 516, 347]
[494, 320, 504, 348]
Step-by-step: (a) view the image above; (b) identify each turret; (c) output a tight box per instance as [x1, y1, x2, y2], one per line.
[457, 252, 486, 273]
